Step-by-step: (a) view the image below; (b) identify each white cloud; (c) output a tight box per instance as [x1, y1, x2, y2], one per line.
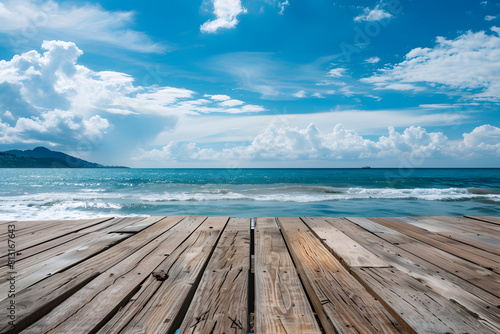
[312, 92, 324, 98]
[278, 1, 290, 15]
[365, 56, 381, 64]
[0, 0, 164, 53]
[374, 83, 425, 92]
[293, 90, 306, 98]
[138, 123, 499, 162]
[219, 99, 244, 107]
[354, 5, 392, 22]
[204, 94, 231, 101]
[327, 68, 346, 78]
[3, 110, 14, 120]
[151, 108, 468, 148]
[362, 28, 500, 101]
[485, 15, 497, 21]
[459, 124, 500, 156]
[0, 109, 109, 145]
[200, 0, 247, 33]
[0, 41, 266, 145]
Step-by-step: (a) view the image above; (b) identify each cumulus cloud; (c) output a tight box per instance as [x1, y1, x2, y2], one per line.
[137, 123, 499, 162]
[459, 124, 500, 156]
[362, 28, 500, 101]
[0, 109, 109, 145]
[200, 0, 247, 33]
[0, 41, 266, 145]
[0, 0, 164, 53]
[354, 5, 392, 22]
[485, 15, 498, 21]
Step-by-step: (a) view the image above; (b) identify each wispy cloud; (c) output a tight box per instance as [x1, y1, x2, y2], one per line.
[200, 0, 247, 33]
[327, 68, 346, 78]
[0, 0, 165, 53]
[278, 1, 290, 15]
[362, 27, 500, 101]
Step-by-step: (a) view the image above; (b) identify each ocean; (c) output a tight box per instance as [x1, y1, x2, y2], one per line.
[1, 168, 499, 220]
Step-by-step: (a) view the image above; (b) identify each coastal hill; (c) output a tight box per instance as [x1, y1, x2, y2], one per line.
[0, 147, 127, 168]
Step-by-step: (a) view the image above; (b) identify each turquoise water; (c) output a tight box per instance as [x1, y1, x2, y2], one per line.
[0, 168, 499, 220]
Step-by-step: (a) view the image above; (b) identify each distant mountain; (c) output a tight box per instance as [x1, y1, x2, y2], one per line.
[0, 147, 128, 168]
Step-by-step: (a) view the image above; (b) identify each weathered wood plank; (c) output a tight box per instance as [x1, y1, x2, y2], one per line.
[465, 216, 500, 226]
[107, 216, 163, 233]
[302, 217, 390, 268]
[0, 218, 113, 242]
[278, 217, 401, 334]
[0, 217, 147, 268]
[433, 216, 500, 241]
[254, 217, 321, 334]
[0, 232, 129, 299]
[0, 217, 115, 253]
[0, 216, 187, 333]
[177, 218, 251, 334]
[369, 217, 500, 273]
[100, 217, 229, 334]
[21, 216, 207, 334]
[346, 217, 500, 297]
[397, 216, 500, 251]
[353, 267, 496, 334]
[327, 218, 500, 333]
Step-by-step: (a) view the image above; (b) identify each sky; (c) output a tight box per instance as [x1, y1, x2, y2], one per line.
[0, 0, 499, 168]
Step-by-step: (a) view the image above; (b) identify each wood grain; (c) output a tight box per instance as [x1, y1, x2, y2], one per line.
[101, 217, 229, 334]
[0, 216, 186, 333]
[254, 217, 321, 334]
[278, 217, 401, 334]
[177, 218, 251, 334]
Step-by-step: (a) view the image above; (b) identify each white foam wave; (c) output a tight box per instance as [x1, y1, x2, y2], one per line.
[1, 187, 499, 220]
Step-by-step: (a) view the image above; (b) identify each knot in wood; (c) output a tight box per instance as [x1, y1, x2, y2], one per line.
[152, 270, 168, 281]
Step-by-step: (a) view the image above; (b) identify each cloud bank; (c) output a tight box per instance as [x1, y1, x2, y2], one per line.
[137, 123, 500, 162]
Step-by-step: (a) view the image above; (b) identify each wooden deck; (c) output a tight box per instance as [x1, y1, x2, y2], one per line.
[1, 215, 499, 334]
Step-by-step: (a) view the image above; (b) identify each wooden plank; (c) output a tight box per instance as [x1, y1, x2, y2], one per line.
[347, 217, 500, 297]
[353, 267, 496, 334]
[369, 217, 500, 273]
[395, 217, 500, 255]
[177, 218, 251, 334]
[465, 216, 500, 226]
[21, 216, 207, 334]
[0, 218, 113, 242]
[302, 217, 390, 268]
[0, 216, 187, 333]
[254, 217, 321, 334]
[432, 216, 500, 237]
[327, 218, 500, 332]
[0, 217, 147, 268]
[0, 217, 115, 253]
[100, 217, 229, 334]
[0, 232, 129, 298]
[278, 217, 401, 334]
[107, 216, 163, 233]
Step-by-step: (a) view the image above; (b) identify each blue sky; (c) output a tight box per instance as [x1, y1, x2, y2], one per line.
[0, 0, 499, 167]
